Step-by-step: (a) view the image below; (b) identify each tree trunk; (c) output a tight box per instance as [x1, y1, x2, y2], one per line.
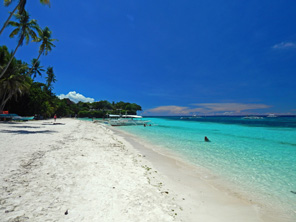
[0, 0, 23, 36]
[0, 96, 11, 111]
[0, 89, 10, 111]
[0, 36, 23, 79]
[27, 51, 43, 77]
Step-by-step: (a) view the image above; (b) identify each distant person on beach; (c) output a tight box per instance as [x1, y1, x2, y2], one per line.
[204, 136, 210, 142]
[54, 114, 57, 122]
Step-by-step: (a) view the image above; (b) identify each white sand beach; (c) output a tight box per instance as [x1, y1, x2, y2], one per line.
[0, 119, 283, 221]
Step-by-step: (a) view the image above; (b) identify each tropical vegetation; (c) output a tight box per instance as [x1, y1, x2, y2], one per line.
[0, 0, 50, 36]
[0, 4, 142, 119]
[0, 10, 39, 79]
[0, 45, 142, 118]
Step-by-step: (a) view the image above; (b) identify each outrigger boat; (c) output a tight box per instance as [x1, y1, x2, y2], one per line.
[108, 114, 150, 126]
[0, 113, 34, 121]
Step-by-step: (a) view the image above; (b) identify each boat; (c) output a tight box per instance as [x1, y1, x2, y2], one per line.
[188, 116, 202, 119]
[12, 116, 35, 121]
[180, 115, 202, 120]
[108, 114, 150, 126]
[267, 114, 277, 118]
[0, 113, 34, 121]
[242, 116, 264, 119]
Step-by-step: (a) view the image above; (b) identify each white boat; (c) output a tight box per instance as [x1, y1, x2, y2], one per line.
[108, 114, 150, 126]
[242, 116, 264, 119]
[267, 114, 277, 118]
[180, 115, 202, 120]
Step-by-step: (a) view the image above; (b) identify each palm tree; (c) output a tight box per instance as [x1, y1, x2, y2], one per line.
[0, 49, 31, 112]
[0, 73, 31, 111]
[45, 66, 56, 89]
[30, 58, 44, 80]
[28, 26, 57, 76]
[0, 0, 50, 36]
[0, 10, 40, 79]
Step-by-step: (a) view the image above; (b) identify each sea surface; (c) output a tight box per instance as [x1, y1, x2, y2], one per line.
[117, 116, 296, 220]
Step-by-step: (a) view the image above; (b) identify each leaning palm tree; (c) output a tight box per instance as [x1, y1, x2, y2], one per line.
[0, 0, 50, 36]
[27, 26, 57, 76]
[0, 52, 31, 112]
[45, 66, 56, 89]
[0, 10, 40, 79]
[0, 73, 31, 111]
[30, 58, 44, 80]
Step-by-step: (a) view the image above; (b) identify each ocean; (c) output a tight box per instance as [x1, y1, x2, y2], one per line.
[118, 116, 296, 220]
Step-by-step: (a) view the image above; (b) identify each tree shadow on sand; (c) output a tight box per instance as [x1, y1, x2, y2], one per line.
[1, 130, 57, 134]
[42, 122, 66, 125]
[9, 125, 42, 129]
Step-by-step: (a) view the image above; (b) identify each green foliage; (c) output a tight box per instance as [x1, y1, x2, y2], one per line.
[6, 82, 53, 117]
[78, 110, 105, 118]
[0, 45, 31, 111]
[33, 26, 57, 56]
[92, 100, 112, 110]
[55, 99, 75, 117]
[45, 66, 56, 89]
[8, 10, 40, 45]
[30, 58, 44, 79]
[75, 101, 142, 118]
[0, 10, 40, 79]
[1, 40, 142, 118]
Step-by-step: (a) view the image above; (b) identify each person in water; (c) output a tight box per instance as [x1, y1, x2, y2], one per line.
[204, 136, 210, 142]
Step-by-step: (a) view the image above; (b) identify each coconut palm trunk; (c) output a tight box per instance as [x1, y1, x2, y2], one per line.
[27, 26, 57, 77]
[0, 90, 12, 111]
[0, 5, 19, 36]
[0, 10, 39, 79]
[0, 0, 25, 36]
[0, 36, 23, 79]
[1, 0, 49, 37]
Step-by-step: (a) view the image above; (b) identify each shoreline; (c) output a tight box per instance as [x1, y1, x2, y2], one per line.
[109, 124, 295, 222]
[0, 119, 293, 221]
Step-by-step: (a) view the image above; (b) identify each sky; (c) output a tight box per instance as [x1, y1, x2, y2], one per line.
[1, 0, 296, 115]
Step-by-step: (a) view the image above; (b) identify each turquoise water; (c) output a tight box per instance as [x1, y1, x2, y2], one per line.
[119, 116, 296, 219]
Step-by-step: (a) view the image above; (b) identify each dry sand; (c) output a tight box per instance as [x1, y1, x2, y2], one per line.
[0, 118, 278, 221]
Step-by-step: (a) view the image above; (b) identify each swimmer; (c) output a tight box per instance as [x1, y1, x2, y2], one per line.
[204, 136, 210, 142]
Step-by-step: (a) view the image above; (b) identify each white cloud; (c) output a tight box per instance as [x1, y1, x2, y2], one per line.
[58, 91, 95, 103]
[272, 42, 296, 49]
[145, 103, 271, 115]
[146, 106, 191, 115]
[192, 103, 270, 113]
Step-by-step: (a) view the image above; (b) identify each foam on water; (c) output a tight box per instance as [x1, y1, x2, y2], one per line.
[120, 116, 296, 220]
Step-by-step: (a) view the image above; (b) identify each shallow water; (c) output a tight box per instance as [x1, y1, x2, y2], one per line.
[119, 116, 296, 220]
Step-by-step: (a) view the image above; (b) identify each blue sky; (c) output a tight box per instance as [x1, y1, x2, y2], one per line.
[1, 0, 296, 115]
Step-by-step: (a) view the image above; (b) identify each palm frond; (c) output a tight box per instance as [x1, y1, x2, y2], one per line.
[40, 0, 50, 6]
[28, 29, 38, 40]
[4, 0, 13, 7]
[29, 19, 38, 25]
[9, 28, 20, 38]
[14, 12, 22, 20]
[8, 21, 19, 27]
[25, 34, 30, 44]
[32, 37, 41, 43]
